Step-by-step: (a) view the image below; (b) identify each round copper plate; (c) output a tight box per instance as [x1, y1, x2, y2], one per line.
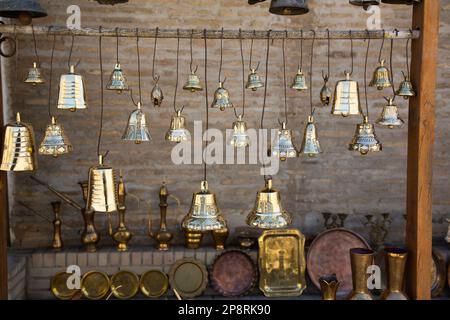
[110, 270, 140, 299]
[51, 272, 79, 300]
[169, 258, 208, 299]
[140, 270, 169, 298]
[210, 250, 257, 297]
[307, 228, 370, 296]
[80, 271, 110, 300]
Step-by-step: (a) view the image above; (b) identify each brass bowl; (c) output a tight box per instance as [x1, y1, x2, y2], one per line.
[139, 270, 169, 298]
[111, 270, 140, 299]
[51, 272, 79, 300]
[80, 271, 110, 300]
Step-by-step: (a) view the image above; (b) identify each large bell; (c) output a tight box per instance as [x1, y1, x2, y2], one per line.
[269, 121, 298, 161]
[57, 65, 87, 112]
[87, 154, 118, 213]
[320, 77, 332, 106]
[24, 62, 45, 85]
[183, 71, 203, 92]
[381, 0, 420, 4]
[182, 180, 227, 232]
[229, 115, 250, 148]
[211, 82, 233, 111]
[122, 102, 152, 144]
[331, 72, 362, 117]
[376, 97, 404, 128]
[0, 112, 37, 172]
[246, 178, 292, 229]
[291, 68, 308, 91]
[246, 69, 264, 91]
[349, 116, 382, 155]
[269, 0, 309, 15]
[396, 74, 416, 99]
[106, 63, 129, 93]
[0, 0, 47, 25]
[151, 82, 164, 107]
[299, 115, 322, 157]
[38, 116, 73, 157]
[370, 59, 392, 90]
[349, 0, 380, 10]
[165, 110, 190, 143]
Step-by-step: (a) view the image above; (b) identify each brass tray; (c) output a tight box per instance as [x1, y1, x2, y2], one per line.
[258, 229, 306, 297]
[51, 272, 79, 300]
[431, 248, 447, 298]
[169, 258, 208, 299]
[80, 271, 110, 300]
[110, 270, 140, 299]
[140, 270, 169, 298]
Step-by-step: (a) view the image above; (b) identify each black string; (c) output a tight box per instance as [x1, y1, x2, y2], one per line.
[173, 30, 180, 113]
[249, 32, 254, 71]
[189, 29, 195, 73]
[218, 27, 224, 83]
[67, 34, 75, 68]
[299, 29, 303, 70]
[203, 29, 208, 181]
[377, 30, 385, 64]
[136, 28, 142, 103]
[261, 31, 271, 180]
[152, 27, 159, 81]
[97, 27, 104, 157]
[389, 37, 396, 101]
[327, 29, 330, 78]
[282, 38, 288, 124]
[234, 29, 245, 119]
[31, 24, 40, 65]
[115, 27, 119, 64]
[405, 33, 411, 80]
[349, 30, 354, 76]
[309, 30, 315, 115]
[364, 30, 371, 117]
[47, 34, 56, 118]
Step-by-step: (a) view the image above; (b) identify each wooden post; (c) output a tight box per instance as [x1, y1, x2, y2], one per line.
[406, 0, 440, 300]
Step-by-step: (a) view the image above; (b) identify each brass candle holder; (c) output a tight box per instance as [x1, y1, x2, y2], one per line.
[149, 183, 173, 251]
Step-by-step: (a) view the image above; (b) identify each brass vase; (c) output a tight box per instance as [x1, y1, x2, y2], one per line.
[212, 227, 229, 250]
[149, 184, 174, 251]
[319, 274, 340, 300]
[380, 247, 409, 300]
[79, 181, 99, 253]
[51, 201, 63, 250]
[112, 174, 133, 251]
[347, 248, 374, 300]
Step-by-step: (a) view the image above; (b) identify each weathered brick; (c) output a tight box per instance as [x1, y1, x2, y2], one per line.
[153, 252, 163, 266]
[98, 252, 108, 267]
[77, 253, 87, 267]
[55, 253, 66, 267]
[109, 252, 120, 266]
[43, 253, 56, 268]
[142, 252, 152, 265]
[120, 252, 131, 266]
[131, 252, 142, 265]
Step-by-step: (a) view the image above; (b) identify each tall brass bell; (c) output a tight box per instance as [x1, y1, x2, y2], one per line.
[182, 180, 227, 232]
[0, 0, 47, 25]
[246, 177, 292, 229]
[229, 115, 250, 148]
[269, 0, 309, 15]
[370, 59, 392, 90]
[376, 97, 404, 128]
[269, 121, 298, 161]
[211, 82, 233, 111]
[87, 154, 118, 213]
[106, 63, 129, 93]
[331, 72, 362, 117]
[151, 82, 164, 107]
[57, 65, 87, 112]
[320, 76, 332, 106]
[349, 116, 382, 155]
[24, 62, 45, 85]
[38, 116, 73, 157]
[291, 68, 308, 91]
[0, 112, 37, 172]
[396, 74, 415, 99]
[122, 102, 152, 144]
[299, 115, 322, 157]
[183, 71, 203, 92]
[349, 0, 380, 10]
[165, 110, 190, 143]
[246, 69, 264, 91]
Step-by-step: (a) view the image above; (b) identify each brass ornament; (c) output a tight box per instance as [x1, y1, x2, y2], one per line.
[38, 116, 73, 157]
[165, 110, 190, 143]
[269, 121, 298, 161]
[106, 63, 129, 93]
[0, 0, 47, 25]
[331, 72, 362, 117]
[376, 97, 404, 128]
[370, 59, 392, 90]
[149, 183, 174, 251]
[347, 248, 374, 300]
[110, 270, 140, 300]
[51, 201, 63, 250]
[319, 274, 340, 300]
[320, 76, 332, 106]
[349, 0, 380, 10]
[269, 0, 309, 16]
[183, 70, 203, 92]
[246, 69, 264, 91]
[380, 247, 408, 300]
[57, 65, 87, 112]
[24, 62, 45, 85]
[291, 68, 308, 91]
[112, 173, 133, 252]
[229, 115, 250, 148]
[122, 102, 152, 143]
[349, 116, 382, 155]
[396, 74, 416, 99]
[151, 82, 164, 107]
[80, 271, 110, 300]
[299, 115, 322, 157]
[211, 82, 233, 111]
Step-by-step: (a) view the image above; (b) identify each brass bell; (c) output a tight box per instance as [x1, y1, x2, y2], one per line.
[349, 0, 380, 10]
[349, 116, 382, 155]
[24, 62, 45, 85]
[246, 177, 292, 229]
[331, 72, 362, 117]
[370, 59, 392, 90]
[396, 73, 416, 99]
[106, 63, 129, 93]
[165, 110, 190, 143]
[229, 115, 250, 148]
[182, 180, 227, 232]
[211, 82, 233, 111]
[0, 112, 37, 172]
[38, 116, 73, 157]
[269, 0, 309, 15]
[376, 97, 404, 128]
[0, 0, 47, 25]
[320, 76, 332, 106]
[57, 65, 87, 112]
[291, 68, 308, 91]
[183, 71, 203, 92]
[151, 82, 164, 107]
[299, 115, 322, 157]
[246, 69, 264, 91]
[269, 121, 298, 161]
[122, 102, 152, 144]
[87, 154, 119, 213]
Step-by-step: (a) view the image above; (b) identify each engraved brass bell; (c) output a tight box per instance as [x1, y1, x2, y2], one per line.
[246, 177, 292, 229]
[57, 65, 87, 112]
[269, 121, 298, 161]
[246, 69, 264, 91]
[376, 97, 404, 128]
[291, 68, 308, 91]
[183, 71, 203, 92]
[269, 0, 309, 15]
[151, 82, 164, 107]
[24, 62, 45, 85]
[0, 0, 47, 25]
[211, 82, 233, 111]
[87, 154, 119, 213]
[349, 116, 382, 155]
[122, 102, 152, 144]
[320, 76, 332, 106]
[349, 0, 380, 10]
[229, 115, 250, 148]
[38, 116, 73, 157]
[299, 115, 322, 157]
[106, 63, 129, 93]
[331, 72, 362, 117]
[0, 112, 37, 172]
[370, 59, 392, 90]
[396, 74, 415, 99]
[165, 110, 190, 143]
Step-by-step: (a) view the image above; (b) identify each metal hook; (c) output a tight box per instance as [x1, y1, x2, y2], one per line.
[277, 118, 284, 126]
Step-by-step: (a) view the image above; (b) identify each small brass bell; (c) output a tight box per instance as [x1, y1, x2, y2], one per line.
[229, 115, 250, 148]
[38, 116, 73, 157]
[87, 154, 119, 213]
[246, 177, 292, 229]
[320, 76, 332, 106]
[106, 63, 129, 93]
[299, 115, 322, 157]
[396, 73, 416, 99]
[376, 97, 404, 128]
[269, 121, 298, 161]
[122, 102, 152, 144]
[349, 116, 382, 155]
[211, 82, 233, 111]
[331, 72, 362, 117]
[57, 65, 87, 112]
[246, 69, 264, 91]
[24, 62, 45, 85]
[165, 110, 190, 143]
[183, 71, 203, 92]
[291, 68, 308, 91]
[269, 0, 309, 15]
[0, 112, 37, 172]
[370, 59, 392, 90]
[151, 82, 164, 107]
[349, 0, 380, 10]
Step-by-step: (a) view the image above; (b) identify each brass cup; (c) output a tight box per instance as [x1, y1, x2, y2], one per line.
[212, 228, 229, 250]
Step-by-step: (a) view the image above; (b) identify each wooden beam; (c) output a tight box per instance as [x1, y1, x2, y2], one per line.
[406, 0, 440, 300]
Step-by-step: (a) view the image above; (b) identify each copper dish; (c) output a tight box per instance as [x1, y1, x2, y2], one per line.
[51, 272, 79, 300]
[140, 270, 169, 298]
[80, 271, 110, 300]
[110, 270, 140, 299]
[169, 258, 208, 299]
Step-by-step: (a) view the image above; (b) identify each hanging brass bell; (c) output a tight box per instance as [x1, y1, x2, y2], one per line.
[246, 177, 292, 229]
[38, 116, 73, 157]
[320, 76, 332, 106]
[0, 112, 37, 172]
[291, 68, 308, 91]
[269, 121, 298, 161]
[331, 72, 362, 117]
[165, 110, 190, 143]
[183, 71, 203, 92]
[87, 154, 119, 213]
[106, 63, 129, 93]
[211, 82, 233, 111]
[349, 116, 382, 155]
[370, 59, 392, 90]
[396, 74, 416, 99]
[0, 0, 47, 25]
[229, 115, 250, 148]
[151, 82, 164, 107]
[182, 180, 227, 232]
[349, 0, 380, 10]
[122, 102, 152, 144]
[299, 115, 322, 157]
[24, 62, 45, 85]
[376, 97, 404, 128]
[57, 65, 87, 112]
[246, 69, 264, 91]
[269, 0, 309, 15]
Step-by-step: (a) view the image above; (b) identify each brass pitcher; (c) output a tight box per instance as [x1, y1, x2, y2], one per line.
[380, 247, 408, 300]
[149, 183, 174, 251]
[51, 201, 63, 250]
[79, 181, 100, 253]
[347, 248, 374, 300]
[112, 173, 132, 251]
[319, 274, 340, 300]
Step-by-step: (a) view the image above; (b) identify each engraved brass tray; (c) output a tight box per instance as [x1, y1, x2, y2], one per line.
[140, 270, 169, 298]
[258, 229, 306, 297]
[51, 272, 79, 300]
[110, 270, 140, 299]
[80, 271, 110, 300]
[169, 258, 208, 299]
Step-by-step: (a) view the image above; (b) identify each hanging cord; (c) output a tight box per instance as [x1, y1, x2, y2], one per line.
[130, 28, 143, 106]
[248, 30, 260, 71]
[152, 27, 159, 82]
[405, 30, 412, 80]
[364, 30, 371, 117]
[233, 29, 245, 119]
[173, 30, 180, 113]
[309, 30, 316, 116]
[322, 29, 330, 81]
[299, 29, 303, 70]
[115, 27, 119, 64]
[260, 30, 271, 180]
[31, 24, 40, 65]
[282, 36, 288, 124]
[67, 33, 75, 69]
[97, 26, 105, 157]
[203, 29, 208, 182]
[349, 30, 354, 76]
[377, 29, 385, 64]
[389, 36, 396, 101]
[218, 27, 224, 83]
[47, 33, 56, 118]
[189, 29, 197, 73]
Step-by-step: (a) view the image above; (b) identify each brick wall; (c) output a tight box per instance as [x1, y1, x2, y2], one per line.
[8, 255, 26, 300]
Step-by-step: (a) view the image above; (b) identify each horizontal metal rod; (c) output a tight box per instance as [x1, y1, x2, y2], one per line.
[0, 25, 420, 40]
